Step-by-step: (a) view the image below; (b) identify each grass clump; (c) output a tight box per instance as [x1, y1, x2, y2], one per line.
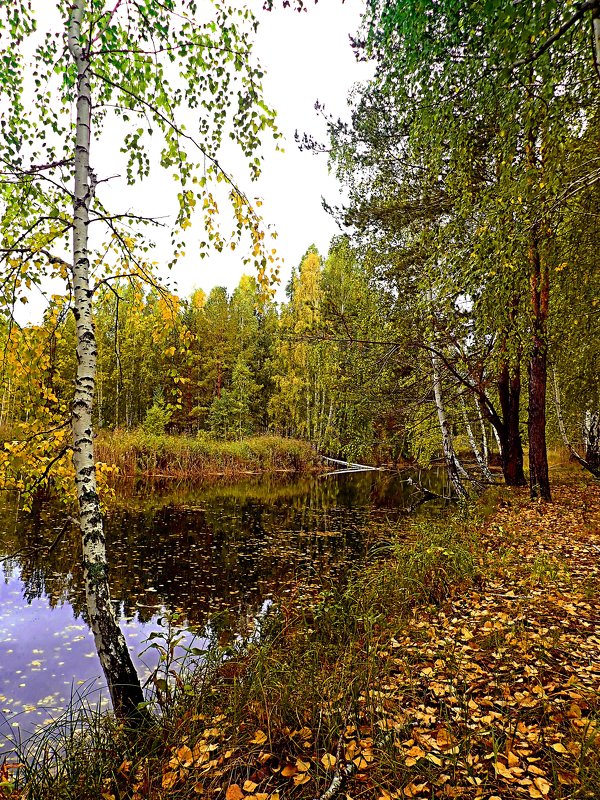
[95, 431, 320, 479]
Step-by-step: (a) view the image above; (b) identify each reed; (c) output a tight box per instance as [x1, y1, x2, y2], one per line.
[95, 431, 321, 479]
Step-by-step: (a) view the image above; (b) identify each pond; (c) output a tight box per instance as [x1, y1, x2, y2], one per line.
[0, 468, 449, 753]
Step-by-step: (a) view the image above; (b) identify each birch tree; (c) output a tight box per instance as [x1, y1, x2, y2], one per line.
[0, 0, 279, 720]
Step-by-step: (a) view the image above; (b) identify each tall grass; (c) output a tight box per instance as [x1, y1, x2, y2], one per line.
[95, 431, 321, 479]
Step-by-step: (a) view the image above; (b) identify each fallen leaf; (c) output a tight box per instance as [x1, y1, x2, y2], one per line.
[177, 745, 193, 767]
[225, 785, 244, 800]
[321, 753, 336, 770]
[293, 773, 311, 786]
[162, 771, 178, 790]
[533, 777, 551, 796]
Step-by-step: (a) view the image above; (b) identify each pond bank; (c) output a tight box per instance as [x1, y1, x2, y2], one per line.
[95, 432, 323, 479]
[5, 471, 600, 799]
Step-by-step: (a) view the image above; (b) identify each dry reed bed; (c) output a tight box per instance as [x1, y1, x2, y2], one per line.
[95, 432, 321, 478]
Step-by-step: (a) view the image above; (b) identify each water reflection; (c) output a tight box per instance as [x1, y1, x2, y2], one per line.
[0, 469, 448, 749]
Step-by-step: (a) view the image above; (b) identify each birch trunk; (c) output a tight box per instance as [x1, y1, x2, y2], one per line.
[68, 0, 144, 722]
[593, 7, 600, 79]
[475, 401, 489, 465]
[551, 368, 590, 468]
[583, 410, 600, 477]
[491, 424, 502, 454]
[461, 396, 494, 481]
[430, 350, 468, 498]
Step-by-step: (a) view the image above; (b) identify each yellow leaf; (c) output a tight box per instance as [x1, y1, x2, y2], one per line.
[551, 742, 567, 754]
[225, 785, 244, 800]
[293, 773, 311, 785]
[403, 783, 428, 797]
[162, 771, 178, 789]
[345, 741, 359, 759]
[533, 777, 551, 796]
[321, 753, 336, 770]
[177, 745, 193, 766]
[296, 758, 310, 772]
[243, 781, 258, 793]
[495, 761, 515, 780]
[557, 770, 580, 786]
[281, 764, 297, 777]
[251, 730, 268, 745]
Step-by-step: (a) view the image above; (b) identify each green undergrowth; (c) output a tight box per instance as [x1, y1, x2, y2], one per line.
[95, 431, 321, 478]
[5, 510, 481, 799]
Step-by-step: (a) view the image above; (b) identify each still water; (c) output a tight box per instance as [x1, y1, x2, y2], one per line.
[0, 469, 447, 750]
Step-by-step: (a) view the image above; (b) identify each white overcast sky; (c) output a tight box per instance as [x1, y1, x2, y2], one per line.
[16, 1, 371, 322]
[164, 1, 372, 303]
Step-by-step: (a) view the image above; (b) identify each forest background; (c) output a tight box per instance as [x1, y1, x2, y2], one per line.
[0, 0, 598, 505]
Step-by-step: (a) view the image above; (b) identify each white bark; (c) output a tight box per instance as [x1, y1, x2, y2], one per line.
[68, 0, 143, 719]
[593, 10, 600, 80]
[430, 350, 468, 498]
[492, 425, 502, 452]
[552, 369, 600, 478]
[583, 410, 600, 473]
[461, 396, 494, 481]
[475, 400, 489, 464]
[552, 369, 586, 462]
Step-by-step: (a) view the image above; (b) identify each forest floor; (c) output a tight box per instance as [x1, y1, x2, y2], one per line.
[5, 470, 600, 800]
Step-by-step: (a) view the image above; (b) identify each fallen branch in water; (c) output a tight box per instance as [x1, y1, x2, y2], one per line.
[405, 476, 445, 500]
[321, 456, 380, 471]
